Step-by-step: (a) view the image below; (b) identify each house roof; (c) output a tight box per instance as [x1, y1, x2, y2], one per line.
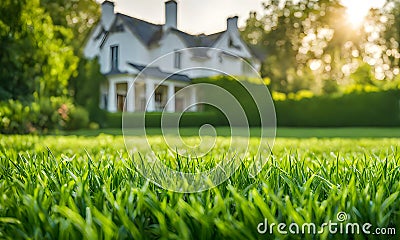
[104, 68, 128, 76]
[116, 13, 224, 48]
[117, 13, 163, 46]
[128, 62, 191, 82]
[170, 29, 224, 48]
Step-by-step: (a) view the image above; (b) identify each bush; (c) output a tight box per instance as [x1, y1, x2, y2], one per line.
[89, 122, 100, 130]
[193, 75, 267, 127]
[104, 112, 123, 128]
[0, 97, 90, 134]
[65, 106, 89, 130]
[71, 58, 107, 125]
[275, 89, 400, 127]
[105, 111, 228, 128]
[0, 100, 34, 134]
[194, 76, 400, 127]
[100, 76, 400, 128]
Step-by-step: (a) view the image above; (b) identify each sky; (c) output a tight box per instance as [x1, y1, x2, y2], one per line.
[110, 0, 387, 34]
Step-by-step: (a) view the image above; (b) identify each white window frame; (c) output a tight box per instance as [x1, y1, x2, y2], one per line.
[174, 51, 181, 69]
[111, 45, 119, 70]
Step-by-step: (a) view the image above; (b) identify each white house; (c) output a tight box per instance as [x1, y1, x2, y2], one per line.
[84, 0, 261, 112]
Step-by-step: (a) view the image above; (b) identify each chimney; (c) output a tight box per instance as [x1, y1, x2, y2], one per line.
[101, 1, 116, 31]
[227, 16, 239, 32]
[165, 0, 177, 30]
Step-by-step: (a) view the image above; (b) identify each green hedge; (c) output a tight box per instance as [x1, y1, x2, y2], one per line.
[275, 90, 400, 127]
[103, 74, 400, 128]
[194, 76, 400, 127]
[105, 111, 228, 128]
[104, 90, 400, 128]
[193, 76, 263, 126]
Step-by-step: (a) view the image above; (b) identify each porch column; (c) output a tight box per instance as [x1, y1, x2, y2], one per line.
[145, 80, 155, 111]
[107, 79, 117, 112]
[126, 80, 135, 112]
[167, 83, 175, 112]
[190, 86, 197, 111]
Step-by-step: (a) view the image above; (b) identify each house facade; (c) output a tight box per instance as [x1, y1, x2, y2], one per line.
[84, 0, 260, 112]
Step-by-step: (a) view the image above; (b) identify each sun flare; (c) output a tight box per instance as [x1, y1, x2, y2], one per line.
[342, 0, 371, 27]
[346, 8, 367, 26]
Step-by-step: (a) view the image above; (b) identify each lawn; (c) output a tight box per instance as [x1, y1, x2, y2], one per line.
[0, 133, 399, 239]
[62, 127, 400, 138]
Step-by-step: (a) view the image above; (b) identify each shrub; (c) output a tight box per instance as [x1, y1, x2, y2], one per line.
[0, 100, 34, 134]
[106, 111, 228, 128]
[89, 122, 100, 130]
[101, 77, 400, 128]
[71, 58, 107, 125]
[104, 112, 123, 128]
[194, 76, 400, 127]
[65, 106, 90, 130]
[193, 75, 265, 127]
[0, 97, 90, 134]
[275, 89, 400, 127]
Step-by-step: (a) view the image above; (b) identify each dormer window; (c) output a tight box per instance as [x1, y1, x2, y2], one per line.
[111, 45, 119, 70]
[174, 51, 181, 69]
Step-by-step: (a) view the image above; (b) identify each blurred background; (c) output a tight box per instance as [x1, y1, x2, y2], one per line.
[0, 0, 399, 134]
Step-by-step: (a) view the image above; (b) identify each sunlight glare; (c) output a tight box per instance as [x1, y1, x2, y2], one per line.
[342, 0, 370, 27]
[342, 0, 387, 27]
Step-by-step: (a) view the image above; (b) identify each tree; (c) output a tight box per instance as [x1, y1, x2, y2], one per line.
[381, 0, 400, 79]
[39, 0, 100, 50]
[0, 0, 78, 100]
[72, 57, 107, 123]
[241, 0, 361, 94]
[38, 0, 104, 120]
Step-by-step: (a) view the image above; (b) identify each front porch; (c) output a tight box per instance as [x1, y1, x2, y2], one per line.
[100, 76, 197, 112]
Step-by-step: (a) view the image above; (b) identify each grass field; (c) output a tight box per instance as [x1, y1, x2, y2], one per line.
[0, 133, 400, 239]
[62, 127, 400, 138]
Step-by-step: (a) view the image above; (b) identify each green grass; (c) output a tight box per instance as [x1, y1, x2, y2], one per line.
[0, 135, 400, 239]
[61, 127, 400, 138]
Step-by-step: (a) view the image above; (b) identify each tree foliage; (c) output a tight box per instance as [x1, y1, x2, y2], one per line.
[39, 0, 104, 120]
[39, 0, 100, 51]
[379, 0, 400, 78]
[0, 0, 103, 126]
[0, 0, 78, 100]
[241, 0, 400, 94]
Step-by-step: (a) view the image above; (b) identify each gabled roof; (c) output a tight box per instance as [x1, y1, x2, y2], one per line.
[115, 13, 224, 48]
[170, 29, 224, 48]
[128, 62, 191, 82]
[117, 13, 163, 46]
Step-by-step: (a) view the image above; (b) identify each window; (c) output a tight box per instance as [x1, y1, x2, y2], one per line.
[111, 45, 119, 70]
[102, 93, 108, 110]
[174, 51, 181, 69]
[116, 82, 127, 112]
